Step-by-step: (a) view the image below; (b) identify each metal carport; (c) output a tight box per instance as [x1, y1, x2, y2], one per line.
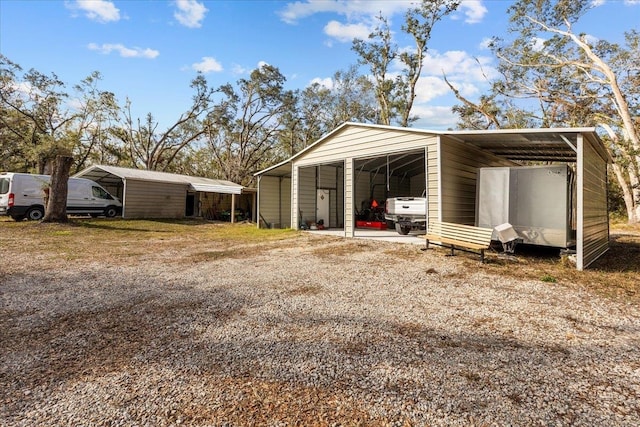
[74, 165, 246, 220]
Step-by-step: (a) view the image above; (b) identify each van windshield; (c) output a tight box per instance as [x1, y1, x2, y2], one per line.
[0, 178, 9, 195]
[92, 186, 113, 199]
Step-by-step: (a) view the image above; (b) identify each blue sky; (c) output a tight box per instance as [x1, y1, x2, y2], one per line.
[1, 0, 638, 130]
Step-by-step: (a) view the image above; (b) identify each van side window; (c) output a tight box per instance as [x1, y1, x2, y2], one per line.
[0, 178, 9, 194]
[92, 186, 113, 199]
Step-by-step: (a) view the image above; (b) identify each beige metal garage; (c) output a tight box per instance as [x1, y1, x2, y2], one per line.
[255, 122, 610, 270]
[74, 165, 250, 221]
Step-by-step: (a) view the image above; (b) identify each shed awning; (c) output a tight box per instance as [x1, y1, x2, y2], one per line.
[74, 165, 245, 194]
[189, 183, 242, 194]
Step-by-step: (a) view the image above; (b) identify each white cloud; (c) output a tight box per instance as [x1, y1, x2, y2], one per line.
[413, 75, 453, 103]
[530, 37, 546, 52]
[174, 0, 208, 28]
[309, 77, 334, 89]
[411, 105, 459, 130]
[422, 50, 497, 81]
[479, 37, 491, 50]
[582, 34, 599, 46]
[232, 64, 248, 75]
[458, 0, 488, 24]
[192, 57, 223, 73]
[87, 43, 159, 59]
[66, 0, 120, 23]
[624, 0, 640, 5]
[278, 1, 414, 25]
[324, 20, 371, 42]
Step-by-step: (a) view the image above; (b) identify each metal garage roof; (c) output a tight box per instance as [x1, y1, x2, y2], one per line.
[74, 165, 244, 194]
[447, 128, 610, 163]
[255, 123, 610, 178]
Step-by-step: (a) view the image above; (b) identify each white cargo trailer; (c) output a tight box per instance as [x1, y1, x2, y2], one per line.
[476, 165, 576, 248]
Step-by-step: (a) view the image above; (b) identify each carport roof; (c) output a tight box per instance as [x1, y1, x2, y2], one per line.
[254, 122, 610, 177]
[74, 165, 244, 195]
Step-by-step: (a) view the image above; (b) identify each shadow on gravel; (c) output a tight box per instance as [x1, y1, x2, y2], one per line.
[2, 268, 638, 426]
[591, 233, 640, 273]
[0, 272, 249, 421]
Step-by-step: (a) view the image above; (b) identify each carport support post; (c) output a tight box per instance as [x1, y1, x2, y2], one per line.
[231, 193, 236, 224]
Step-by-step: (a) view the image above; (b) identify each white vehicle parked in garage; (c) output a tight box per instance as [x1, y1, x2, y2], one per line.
[0, 172, 122, 221]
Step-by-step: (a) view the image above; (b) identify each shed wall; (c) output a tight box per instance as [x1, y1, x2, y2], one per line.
[439, 138, 516, 224]
[345, 159, 354, 236]
[578, 134, 609, 269]
[258, 176, 291, 228]
[427, 144, 439, 223]
[123, 179, 186, 219]
[318, 164, 343, 228]
[298, 166, 316, 226]
[296, 127, 437, 166]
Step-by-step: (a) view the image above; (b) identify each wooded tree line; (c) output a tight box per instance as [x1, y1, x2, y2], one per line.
[1, 0, 638, 223]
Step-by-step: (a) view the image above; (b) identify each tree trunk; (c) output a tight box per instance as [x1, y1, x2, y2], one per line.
[42, 155, 74, 223]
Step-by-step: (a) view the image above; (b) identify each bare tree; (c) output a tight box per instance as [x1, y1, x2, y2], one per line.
[448, 1, 639, 222]
[204, 65, 294, 185]
[111, 75, 216, 171]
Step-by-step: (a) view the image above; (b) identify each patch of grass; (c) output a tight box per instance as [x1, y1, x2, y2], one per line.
[473, 223, 640, 304]
[0, 218, 303, 269]
[541, 274, 557, 283]
[311, 241, 373, 257]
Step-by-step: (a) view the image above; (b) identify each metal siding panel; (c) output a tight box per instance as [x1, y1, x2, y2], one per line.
[345, 158, 354, 237]
[282, 177, 292, 228]
[337, 165, 344, 228]
[579, 134, 609, 269]
[440, 138, 517, 225]
[292, 165, 299, 229]
[258, 176, 291, 228]
[296, 127, 438, 167]
[123, 180, 186, 219]
[298, 166, 316, 225]
[319, 165, 339, 228]
[428, 143, 439, 222]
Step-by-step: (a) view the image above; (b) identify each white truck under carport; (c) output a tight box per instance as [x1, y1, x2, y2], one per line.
[385, 192, 427, 235]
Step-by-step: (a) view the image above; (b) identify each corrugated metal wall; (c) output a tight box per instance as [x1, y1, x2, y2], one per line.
[298, 166, 316, 226]
[258, 176, 291, 228]
[293, 127, 436, 236]
[123, 179, 186, 219]
[345, 159, 354, 236]
[318, 164, 343, 228]
[427, 144, 439, 223]
[578, 134, 609, 269]
[295, 126, 437, 166]
[439, 137, 516, 224]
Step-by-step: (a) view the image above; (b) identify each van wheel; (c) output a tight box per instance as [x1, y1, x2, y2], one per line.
[104, 206, 118, 218]
[26, 207, 45, 221]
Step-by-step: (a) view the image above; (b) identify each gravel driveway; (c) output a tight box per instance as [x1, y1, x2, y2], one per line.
[1, 229, 639, 426]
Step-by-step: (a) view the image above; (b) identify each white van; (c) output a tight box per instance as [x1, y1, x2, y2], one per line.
[0, 172, 122, 221]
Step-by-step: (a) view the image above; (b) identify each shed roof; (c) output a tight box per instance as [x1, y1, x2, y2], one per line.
[254, 122, 610, 177]
[74, 165, 244, 195]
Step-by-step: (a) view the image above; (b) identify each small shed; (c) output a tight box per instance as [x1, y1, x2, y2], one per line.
[74, 165, 251, 221]
[255, 123, 610, 270]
